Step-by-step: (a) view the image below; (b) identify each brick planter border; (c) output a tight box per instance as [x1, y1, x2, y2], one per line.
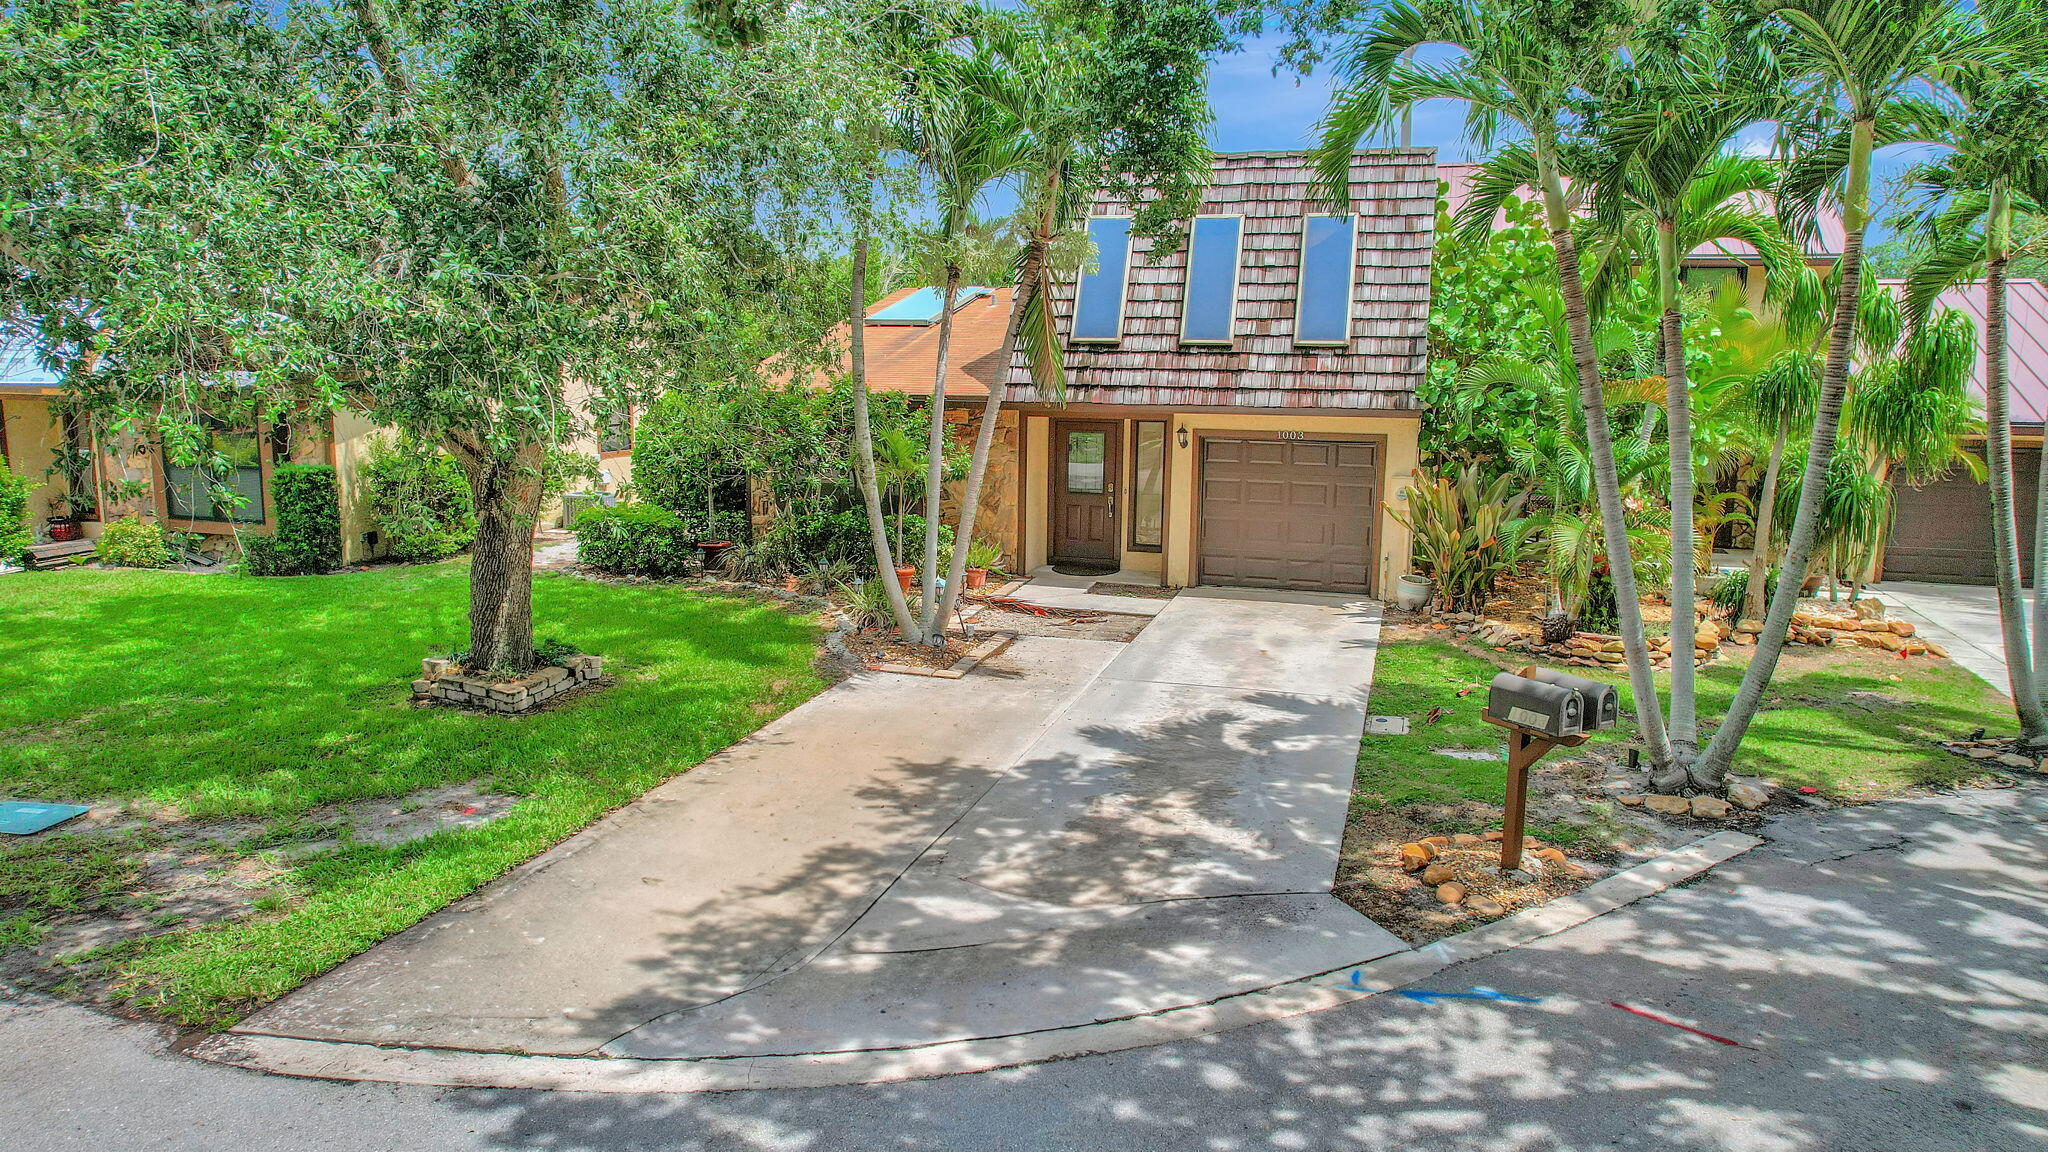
[413, 653, 605, 714]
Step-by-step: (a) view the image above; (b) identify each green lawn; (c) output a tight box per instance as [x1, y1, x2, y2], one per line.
[1358, 633, 2014, 814]
[0, 562, 824, 1025]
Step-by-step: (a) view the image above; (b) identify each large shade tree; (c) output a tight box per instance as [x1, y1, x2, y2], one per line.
[2, 0, 896, 672]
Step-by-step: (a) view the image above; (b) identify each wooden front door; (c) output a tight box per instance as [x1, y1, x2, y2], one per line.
[1051, 420, 1121, 566]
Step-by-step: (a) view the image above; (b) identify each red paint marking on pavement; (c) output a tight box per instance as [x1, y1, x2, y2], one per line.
[1608, 1001, 1748, 1048]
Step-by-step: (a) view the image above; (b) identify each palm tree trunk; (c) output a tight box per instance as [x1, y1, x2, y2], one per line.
[936, 236, 1044, 633]
[918, 265, 962, 645]
[1980, 182, 2048, 740]
[1743, 416, 1788, 624]
[1533, 138, 1676, 773]
[1697, 117, 1876, 783]
[847, 232, 922, 640]
[1658, 218, 1700, 761]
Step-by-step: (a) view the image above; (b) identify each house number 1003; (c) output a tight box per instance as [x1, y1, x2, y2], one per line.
[1277, 430, 1304, 440]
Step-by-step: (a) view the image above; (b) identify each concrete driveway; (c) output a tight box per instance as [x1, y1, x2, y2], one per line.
[228, 587, 1396, 1062]
[1871, 580, 2031, 696]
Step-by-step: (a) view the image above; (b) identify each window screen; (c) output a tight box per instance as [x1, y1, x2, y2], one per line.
[1296, 215, 1356, 345]
[1180, 217, 1241, 344]
[1072, 217, 1132, 342]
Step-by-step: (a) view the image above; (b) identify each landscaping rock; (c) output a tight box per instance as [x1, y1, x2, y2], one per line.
[1727, 782, 1771, 810]
[1451, 832, 1485, 846]
[1997, 753, 2037, 770]
[1421, 834, 1452, 848]
[1436, 882, 1467, 905]
[1465, 896, 1506, 917]
[1532, 847, 1569, 866]
[1616, 793, 1645, 806]
[1420, 862, 1456, 886]
[1644, 794, 1690, 815]
[1888, 619, 1916, 638]
[1398, 842, 1434, 871]
[1853, 597, 1887, 620]
[1690, 796, 1734, 819]
[1482, 830, 1504, 841]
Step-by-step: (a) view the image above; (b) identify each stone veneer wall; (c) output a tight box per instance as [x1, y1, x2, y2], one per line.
[941, 409, 1019, 570]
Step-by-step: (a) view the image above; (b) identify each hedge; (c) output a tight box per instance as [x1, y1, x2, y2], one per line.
[574, 504, 698, 577]
[243, 463, 340, 576]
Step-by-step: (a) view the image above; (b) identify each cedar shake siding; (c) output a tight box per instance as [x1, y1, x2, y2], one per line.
[1006, 148, 1437, 410]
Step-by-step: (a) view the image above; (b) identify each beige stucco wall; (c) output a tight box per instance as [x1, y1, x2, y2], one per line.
[329, 408, 388, 564]
[1018, 409, 1421, 595]
[2, 395, 68, 524]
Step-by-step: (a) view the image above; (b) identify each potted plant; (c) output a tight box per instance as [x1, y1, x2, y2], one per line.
[893, 562, 917, 592]
[43, 495, 80, 543]
[963, 537, 1003, 590]
[699, 539, 733, 572]
[1394, 573, 1432, 612]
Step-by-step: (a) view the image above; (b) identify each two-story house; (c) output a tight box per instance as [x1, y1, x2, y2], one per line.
[854, 148, 1437, 597]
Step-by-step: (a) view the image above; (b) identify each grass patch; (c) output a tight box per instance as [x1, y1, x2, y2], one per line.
[0, 562, 824, 1025]
[1360, 633, 2014, 809]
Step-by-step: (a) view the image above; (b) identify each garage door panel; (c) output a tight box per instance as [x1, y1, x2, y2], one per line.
[1884, 450, 2038, 585]
[1198, 437, 1377, 595]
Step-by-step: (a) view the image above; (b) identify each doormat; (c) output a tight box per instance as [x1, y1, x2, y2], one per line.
[1048, 561, 1118, 576]
[0, 801, 91, 835]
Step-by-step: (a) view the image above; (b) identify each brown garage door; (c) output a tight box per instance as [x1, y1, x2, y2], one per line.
[1198, 437, 1377, 594]
[1884, 449, 2039, 585]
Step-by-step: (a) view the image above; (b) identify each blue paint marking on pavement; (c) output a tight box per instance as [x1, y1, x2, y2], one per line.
[1395, 987, 1543, 1005]
[0, 801, 90, 835]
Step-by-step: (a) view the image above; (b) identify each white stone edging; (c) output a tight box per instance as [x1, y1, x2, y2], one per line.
[185, 830, 1760, 1094]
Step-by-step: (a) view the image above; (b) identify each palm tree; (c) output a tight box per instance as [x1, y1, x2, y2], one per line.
[899, 45, 1025, 645]
[1315, 0, 1680, 770]
[1694, 0, 1993, 782]
[1899, 0, 2048, 739]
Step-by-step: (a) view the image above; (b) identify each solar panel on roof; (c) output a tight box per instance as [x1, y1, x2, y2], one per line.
[865, 285, 992, 326]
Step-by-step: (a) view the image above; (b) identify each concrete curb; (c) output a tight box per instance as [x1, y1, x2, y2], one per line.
[185, 831, 1761, 1094]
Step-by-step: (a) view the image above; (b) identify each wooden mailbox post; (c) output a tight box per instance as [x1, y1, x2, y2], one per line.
[1480, 665, 1591, 871]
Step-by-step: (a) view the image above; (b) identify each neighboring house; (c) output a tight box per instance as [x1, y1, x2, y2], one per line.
[826, 149, 1437, 596]
[0, 332, 627, 565]
[1877, 277, 2048, 585]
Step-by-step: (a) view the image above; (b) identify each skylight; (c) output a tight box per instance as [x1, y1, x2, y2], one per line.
[1071, 216, 1132, 343]
[1180, 216, 1242, 344]
[1295, 215, 1356, 346]
[866, 285, 992, 326]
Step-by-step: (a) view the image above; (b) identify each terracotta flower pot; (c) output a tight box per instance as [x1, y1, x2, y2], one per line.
[783, 574, 802, 594]
[894, 565, 916, 592]
[964, 567, 988, 590]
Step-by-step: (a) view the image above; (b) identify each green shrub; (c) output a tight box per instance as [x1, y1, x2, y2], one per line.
[358, 434, 476, 562]
[242, 464, 339, 576]
[1708, 569, 1748, 616]
[754, 507, 950, 578]
[0, 469, 31, 565]
[1392, 464, 1534, 612]
[94, 516, 172, 568]
[574, 503, 698, 576]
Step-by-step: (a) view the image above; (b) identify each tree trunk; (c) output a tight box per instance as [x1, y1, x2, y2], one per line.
[1980, 183, 2048, 740]
[847, 232, 922, 640]
[918, 265, 962, 644]
[1697, 117, 1876, 782]
[936, 235, 1044, 633]
[1533, 137, 1675, 772]
[1658, 217, 1700, 764]
[1742, 417, 1788, 624]
[447, 436, 546, 674]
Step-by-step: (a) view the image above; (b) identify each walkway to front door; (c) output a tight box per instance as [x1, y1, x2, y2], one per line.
[226, 586, 1394, 1065]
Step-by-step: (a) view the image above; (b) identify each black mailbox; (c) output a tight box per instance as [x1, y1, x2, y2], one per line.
[1487, 672, 1584, 738]
[1520, 668, 1619, 730]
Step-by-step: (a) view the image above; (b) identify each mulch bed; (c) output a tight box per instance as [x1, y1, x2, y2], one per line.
[1335, 819, 1602, 945]
[842, 630, 978, 670]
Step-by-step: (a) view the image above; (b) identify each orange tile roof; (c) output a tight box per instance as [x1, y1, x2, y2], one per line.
[795, 285, 1015, 399]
